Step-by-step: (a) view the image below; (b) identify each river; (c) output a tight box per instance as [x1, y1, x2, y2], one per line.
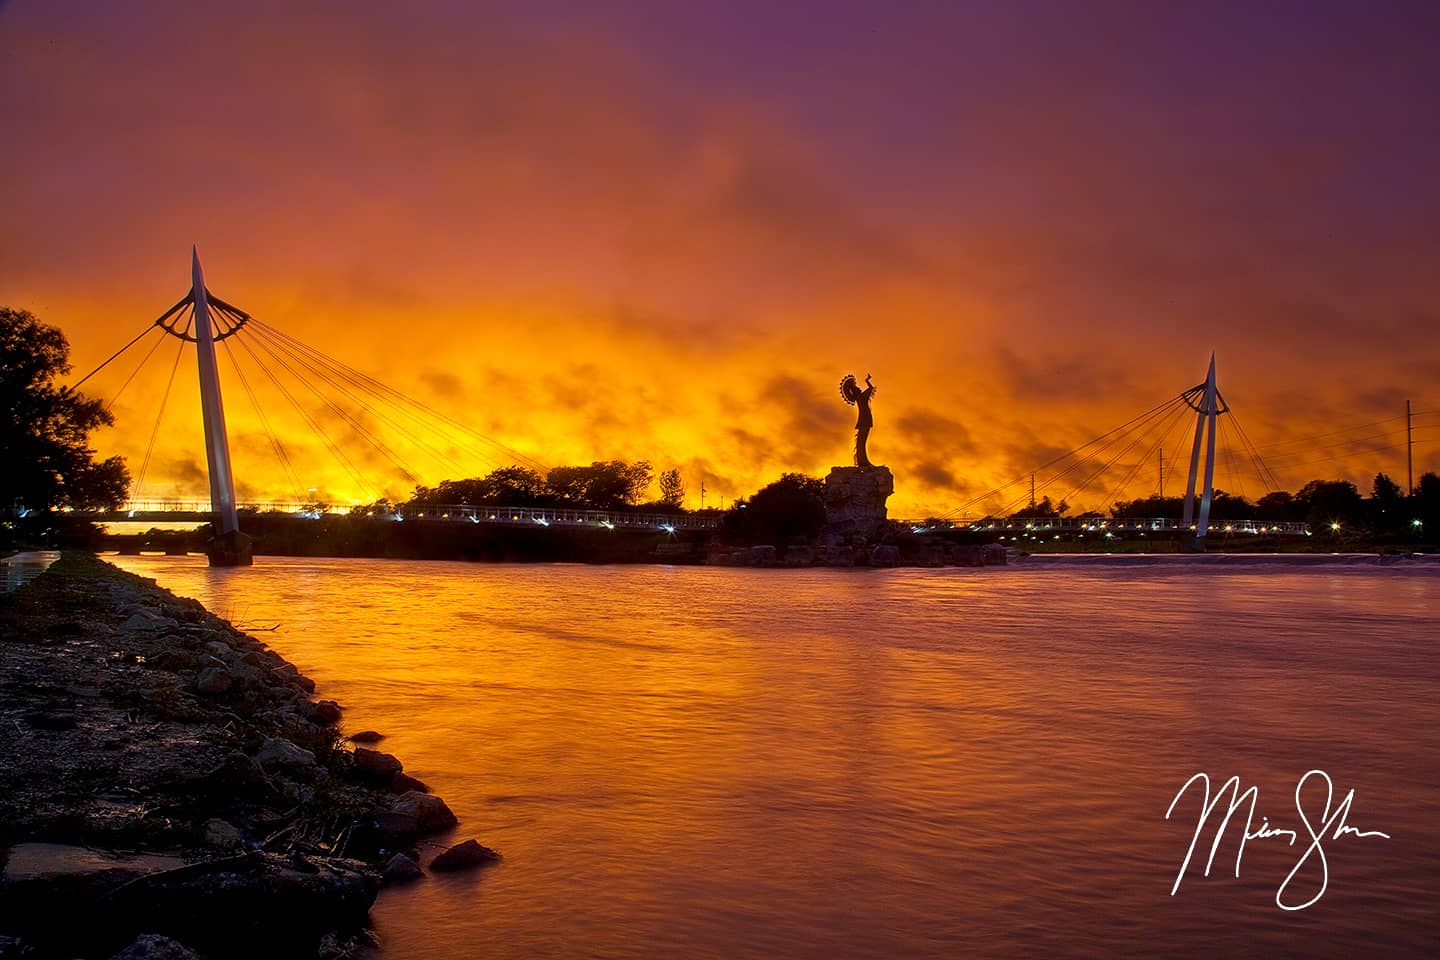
[108, 555, 1439, 958]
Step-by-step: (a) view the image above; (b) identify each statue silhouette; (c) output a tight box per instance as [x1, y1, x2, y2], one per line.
[839, 374, 876, 468]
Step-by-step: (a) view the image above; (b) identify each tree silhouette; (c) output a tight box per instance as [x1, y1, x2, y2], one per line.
[1, 307, 128, 511]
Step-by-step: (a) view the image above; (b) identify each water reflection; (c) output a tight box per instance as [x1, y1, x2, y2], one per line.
[109, 556, 1440, 958]
[2, 550, 59, 592]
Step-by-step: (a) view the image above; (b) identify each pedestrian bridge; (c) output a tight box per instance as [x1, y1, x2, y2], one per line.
[90, 499, 722, 531]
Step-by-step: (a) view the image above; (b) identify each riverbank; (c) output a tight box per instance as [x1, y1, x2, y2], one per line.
[0, 553, 495, 960]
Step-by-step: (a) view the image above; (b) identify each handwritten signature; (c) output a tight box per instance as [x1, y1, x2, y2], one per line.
[1165, 770, 1390, 910]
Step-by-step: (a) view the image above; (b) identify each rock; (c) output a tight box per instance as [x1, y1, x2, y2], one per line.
[109, 933, 201, 959]
[352, 747, 402, 781]
[201, 640, 233, 659]
[201, 818, 243, 850]
[22, 710, 76, 731]
[382, 852, 423, 883]
[194, 666, 232, 695]
[119, 611, 178, 632]
[429, 839, 501, 872]
[150, 649, 195, 672]
[749, 545, 777, 567]
[822, 465, 895, 540]
[983, 543, 1009, 565]
[0, 934, 31, 957]
[391, 771, 430, 794]
[783, 545, 814, 567]
[254, 737, 316, 769]
[104, 853, 376, 957]
[310, 699, 343, 725]
[347, 730, 384, 743]
[389, 791, 457, 831]
[870, 544, 900, 567]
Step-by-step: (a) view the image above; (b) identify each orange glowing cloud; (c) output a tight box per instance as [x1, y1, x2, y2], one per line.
[2, 1, 1437, 516]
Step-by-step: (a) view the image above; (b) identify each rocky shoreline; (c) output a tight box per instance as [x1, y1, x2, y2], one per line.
[0, 553, 497, 960]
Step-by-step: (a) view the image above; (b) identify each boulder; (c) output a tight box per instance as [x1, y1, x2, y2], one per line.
[120, 611, 179, 633]
[749, 545, 777, 567]
[347, 730, 385, 744]
[381, 853, 423, 883]
[870, 544, 900, 567]
[429, 839, 501, 872]
[391, 771, 430, 794]
[109, 933, 201, 960]
[352, 747, 402, 782]
[201, 819, 242, 850]
[389, 791, 457, 831]
[783, 545, 814, 567]
[254, 737, 316, 769]
[309, 700, 343, 725]
[194, 667, 232, 695]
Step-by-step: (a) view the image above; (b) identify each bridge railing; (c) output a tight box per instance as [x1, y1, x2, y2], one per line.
[397, 503, 721, 529]
[106, 499, 721, 530]
[943, 516, 1311, 535]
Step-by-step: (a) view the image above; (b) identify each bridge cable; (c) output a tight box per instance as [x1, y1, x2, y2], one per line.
[131, 333, 189, 499]
[989, 396, 1186, 518]
[1098, 401, 1193, 514]
[251, 318, 545, 475]
[247, 317, 548, 474]
[229, 325, 379, 498]
[236, 316, 515, 477]
[236, 325, 426, 488]
[938, 392, 1190, 519]
[239, 321, 480, 479]
[219, 340, 306, 504]
[1228, 411, 1296, 492]
[1047, 398, 1189, 514]
[67, 323, 162, 394]
[105, 326, 167, 410]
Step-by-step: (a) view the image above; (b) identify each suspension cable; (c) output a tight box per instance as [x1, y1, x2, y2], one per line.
[131, 336, 188, 498]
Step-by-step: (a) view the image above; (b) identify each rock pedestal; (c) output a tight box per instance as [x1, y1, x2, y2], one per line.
[822, 466, 894, 540]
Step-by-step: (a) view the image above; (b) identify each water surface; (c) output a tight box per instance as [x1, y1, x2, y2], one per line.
[110, 556, 1440, 958]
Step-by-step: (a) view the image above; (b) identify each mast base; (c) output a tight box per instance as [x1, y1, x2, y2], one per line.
[207, 529, 254, 567]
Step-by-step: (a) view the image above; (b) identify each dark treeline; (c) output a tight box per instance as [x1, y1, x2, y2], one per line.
[1007, 472, 1438, 541]
[349, 461, 687, 515]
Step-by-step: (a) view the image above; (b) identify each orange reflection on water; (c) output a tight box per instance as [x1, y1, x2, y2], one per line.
[111, 556, 1440, 958]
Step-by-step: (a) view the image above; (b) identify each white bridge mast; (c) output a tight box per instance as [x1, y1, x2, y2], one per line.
[1181, 353, 1220, 546]
[191, 248, 246, 560]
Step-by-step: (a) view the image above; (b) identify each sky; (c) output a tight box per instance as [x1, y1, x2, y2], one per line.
[3, 0, 1439, 516]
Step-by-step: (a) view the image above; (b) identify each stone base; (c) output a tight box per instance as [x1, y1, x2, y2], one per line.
[207, 529, 254, 567]
[823, 465, 894, 541]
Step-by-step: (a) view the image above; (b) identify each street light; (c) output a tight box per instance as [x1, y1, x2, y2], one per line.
[1330, 522, 1341, 532]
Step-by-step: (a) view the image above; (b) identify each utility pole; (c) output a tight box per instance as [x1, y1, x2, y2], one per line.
[700, 481, 707, 510]
[1030, 473, 1036, 509]
[1158, 450, 1166, 499]
[1407, 399, 1414, 496]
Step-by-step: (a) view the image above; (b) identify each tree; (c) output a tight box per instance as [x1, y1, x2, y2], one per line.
[0, 307, 129, 511]
[658, 468, 685, 509]
[544, 460, 653, 509]
[727, 473, 826, 543]
[1294, 479, 1364, 533]
[1370, 472, 1405, 534]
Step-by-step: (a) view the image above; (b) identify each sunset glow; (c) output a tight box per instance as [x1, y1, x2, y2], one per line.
[3, 1, 1437, 515]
